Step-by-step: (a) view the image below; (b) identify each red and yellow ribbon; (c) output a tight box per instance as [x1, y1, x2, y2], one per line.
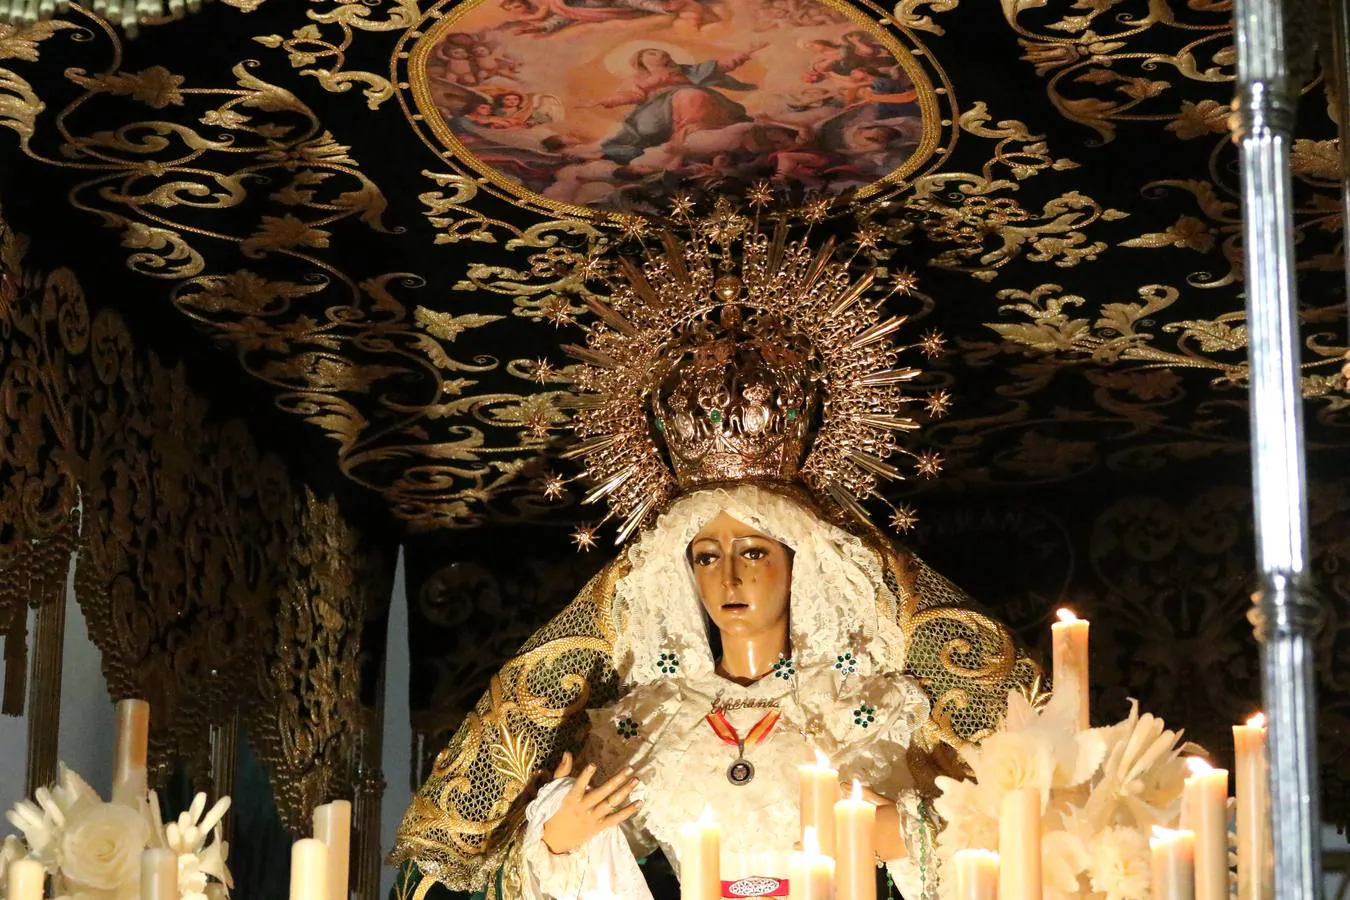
[705, 708, 782, 748]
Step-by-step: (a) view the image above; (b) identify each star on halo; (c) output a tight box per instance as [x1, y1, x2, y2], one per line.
[533, 358, 557, 385]
[541, 296, 577, 328]
[578, 256, 609, 280]
[801, 196, 832, 223]
[854, 223, 885, 250]
[918, 329, 947, 358]
[540, 473, 567, 500]
[891, 268, 919, 294]
[525, 418, 552, 441]
[571, 526, 598, 551]
[668, 193, 697, 219]
[925, 389, 953, 418]
[889, 505, 919, 533]
[618, 216, 651, 242]
[747, 181, 775, 209]
[914, 451, 943, 478]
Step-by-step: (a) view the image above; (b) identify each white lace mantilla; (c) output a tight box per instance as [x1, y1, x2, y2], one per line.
[611, 485, 908, 684]
[520, 487, 934, 900]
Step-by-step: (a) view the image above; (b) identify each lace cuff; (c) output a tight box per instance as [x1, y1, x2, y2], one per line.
[884, 790, 937, 900]
[520, 777, 655, 900]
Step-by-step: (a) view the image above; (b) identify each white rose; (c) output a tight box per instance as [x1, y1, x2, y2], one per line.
[58, 803, 149, 892]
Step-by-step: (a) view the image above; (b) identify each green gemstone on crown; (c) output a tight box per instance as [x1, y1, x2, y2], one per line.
[709, 410, 722, 424]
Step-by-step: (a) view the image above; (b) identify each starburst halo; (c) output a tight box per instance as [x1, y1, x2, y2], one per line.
[557, 196, 947, 543]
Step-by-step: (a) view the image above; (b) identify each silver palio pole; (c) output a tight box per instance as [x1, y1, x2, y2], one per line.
[1328, 0, 1350, 317]
[1229, 0, 1324, 898]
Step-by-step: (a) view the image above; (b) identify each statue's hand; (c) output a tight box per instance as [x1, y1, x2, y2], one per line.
[541, 753, 642, 855]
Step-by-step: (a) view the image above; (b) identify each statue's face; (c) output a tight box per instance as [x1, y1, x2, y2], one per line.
[689, 512, 792, 639]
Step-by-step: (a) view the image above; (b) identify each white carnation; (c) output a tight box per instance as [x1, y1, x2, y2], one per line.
[1088, 826, 1151, 900]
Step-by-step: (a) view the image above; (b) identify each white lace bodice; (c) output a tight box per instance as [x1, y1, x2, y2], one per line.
[585, 661, 931, 878]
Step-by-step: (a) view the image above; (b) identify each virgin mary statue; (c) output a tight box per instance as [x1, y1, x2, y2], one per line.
[389, 206, 1040, 900]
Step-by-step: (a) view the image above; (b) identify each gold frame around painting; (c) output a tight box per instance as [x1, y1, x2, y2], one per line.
[397, 0, 956, 219]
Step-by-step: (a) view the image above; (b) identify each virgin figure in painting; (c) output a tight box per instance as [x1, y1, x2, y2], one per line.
[390, 207, 1037, 899]
[594, 46, 767, 163]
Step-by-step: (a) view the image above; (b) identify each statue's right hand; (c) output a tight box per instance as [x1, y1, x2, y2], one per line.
[540, 753, 641, 855]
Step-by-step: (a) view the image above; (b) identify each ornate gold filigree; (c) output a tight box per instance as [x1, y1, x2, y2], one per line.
[1001, 0, 1343, 290]
[897, 103, 1129, 281]
[250, 489, 388, 828]
[0, 202, 81, 715]
[0, 12, 575, 530]
[982, 281, 1347, 407]
[1002, 0, 1234, 144]
[0, 201, 387, 834]
[254, 0, 421, 110]
[892, 0, 959, 34]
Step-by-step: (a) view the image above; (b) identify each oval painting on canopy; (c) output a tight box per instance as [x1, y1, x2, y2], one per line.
[409, 0, 942, 216]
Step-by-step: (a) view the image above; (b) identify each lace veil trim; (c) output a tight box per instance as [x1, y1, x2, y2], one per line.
[612, 484, 908, 683]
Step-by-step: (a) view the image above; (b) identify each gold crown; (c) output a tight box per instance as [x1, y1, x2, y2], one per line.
[558, 197, 948, 544]
[651, 302, 819, 488]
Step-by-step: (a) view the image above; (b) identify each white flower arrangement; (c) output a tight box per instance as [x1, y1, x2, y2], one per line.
[933, 686, 1202, 900]
[1, 764, 233, 900]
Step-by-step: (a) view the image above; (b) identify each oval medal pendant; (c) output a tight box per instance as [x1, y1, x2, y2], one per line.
[727, 757, 755, 786]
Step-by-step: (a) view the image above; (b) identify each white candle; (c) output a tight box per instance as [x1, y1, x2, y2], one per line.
[139, 848, 177, 900]
[289, 838, 329, 900]
[1051, 608, 1091, 732]
[788, 826, 834, 900]
[997, 788, 1041, 900]
[6, 859, 45, 900]
[798, 750, 838, 858]
[313, 801, 351, 900]
[834, 780, 875, 900]
[1151, 827, 1196, 900]
[1184, 758, 1229, 900]
[679, 805, 720, 900]
[952, 850, 999, 900]
[112, 698, 150, 807]
[1234, 713, 1271, 900]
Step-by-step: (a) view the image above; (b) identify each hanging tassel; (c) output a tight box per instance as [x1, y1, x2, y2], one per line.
[0, 0, 213, 31]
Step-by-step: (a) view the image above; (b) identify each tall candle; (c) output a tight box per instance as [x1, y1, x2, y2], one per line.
[997, 788, 1041, 900]
[952, 850, 999, 900]
[289, 838, 329, 900]
[834, 780, 875, 900]
[112, 698, 150, 807]
[1233, 713, 1271, 900]
[788, 826, 834, 900]
[680, 805, 720, 900]
[798, 750, 838, 858]
[6, 859, 45, 900]
[313, 801, 352, 900]
[1051, 608, 1091, 732]
[1151, 827, 1196, 900]
[1184, 758, 1229, 900]
[140, 848, 177, 900]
